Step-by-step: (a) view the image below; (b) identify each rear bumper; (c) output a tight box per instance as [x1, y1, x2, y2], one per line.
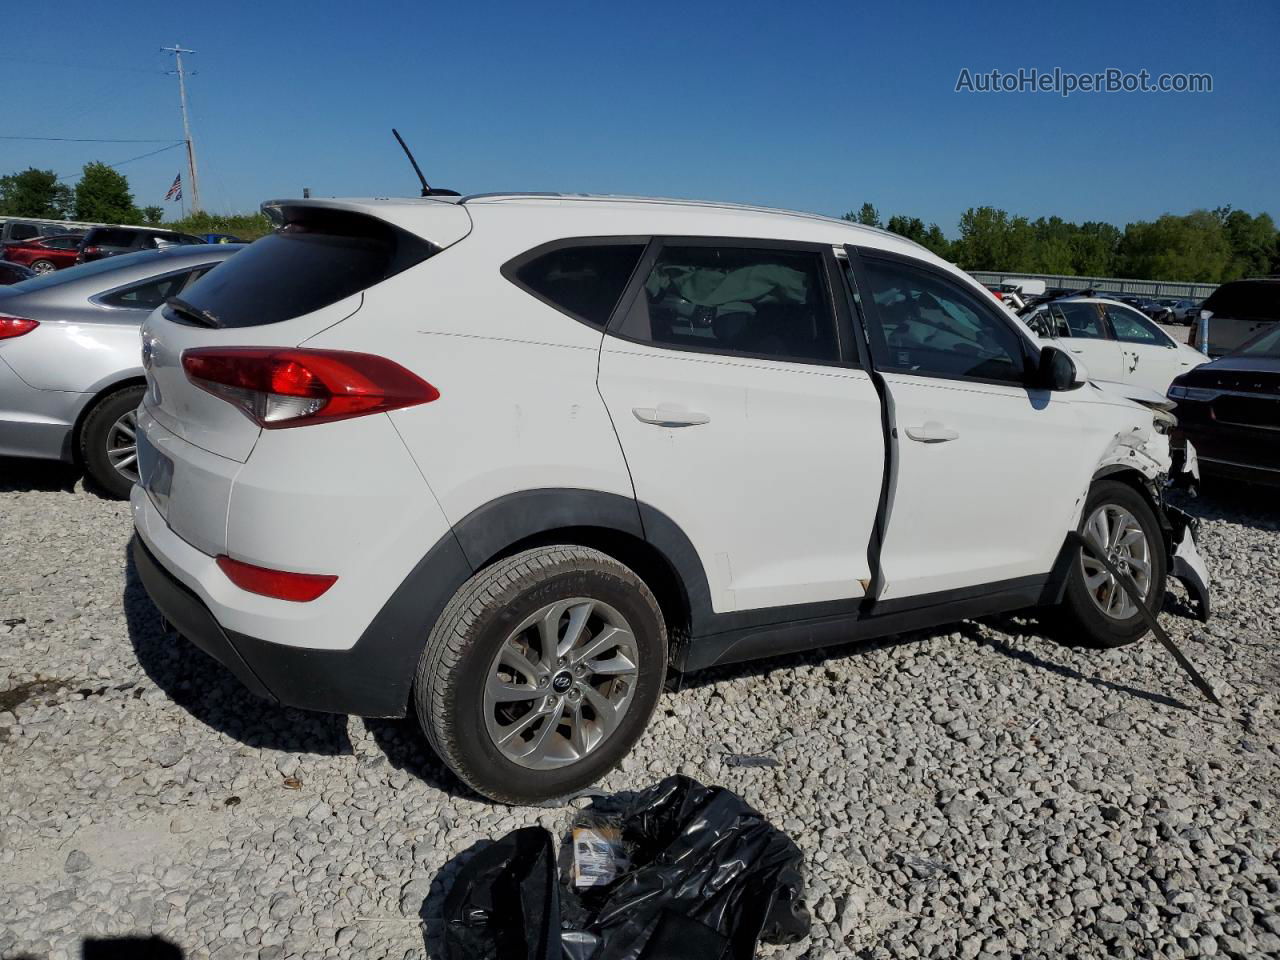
[1199, 456, 1280, 488]
[131, 531, 472, 717]
[0, 358, 83, 461]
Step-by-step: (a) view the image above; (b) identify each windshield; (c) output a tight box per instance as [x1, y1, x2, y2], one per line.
[4, 250, 166, 293]
[1234, 325, 1280, 359]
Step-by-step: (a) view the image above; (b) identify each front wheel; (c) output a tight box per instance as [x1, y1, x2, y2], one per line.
[1052, 479, 1167, 649]
[414, 546, 667, 804]
[29, 259, 56, 274]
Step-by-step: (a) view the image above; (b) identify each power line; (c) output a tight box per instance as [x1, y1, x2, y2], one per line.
[3, 56, 167, 76]
[0, 136, 180, 143]
[53, 141, 187, 184]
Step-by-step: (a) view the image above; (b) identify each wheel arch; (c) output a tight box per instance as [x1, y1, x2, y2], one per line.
[66, 376, 146, 463]
[453, 489, 695, 645]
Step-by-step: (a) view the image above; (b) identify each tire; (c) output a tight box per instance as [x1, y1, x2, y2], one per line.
[79, 385, 145, 499]
[1053, 479, 1167, 649]
[30, 259, 56, 274]
[414, 545, 667, 804]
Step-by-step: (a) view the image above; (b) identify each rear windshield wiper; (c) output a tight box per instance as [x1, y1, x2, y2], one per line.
[165, 296, 222, 329]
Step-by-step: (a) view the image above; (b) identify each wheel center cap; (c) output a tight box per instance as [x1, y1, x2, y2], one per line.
[551, 672, 573, 694]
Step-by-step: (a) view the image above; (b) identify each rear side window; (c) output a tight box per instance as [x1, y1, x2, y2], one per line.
[9, 223, 39, 241]
[168, 208, 435, 328]
[99, 268, 204, 310]
[504, 241, 645, 329]
[616, 244, 840, 363]
[1202, 282, 1280, 321]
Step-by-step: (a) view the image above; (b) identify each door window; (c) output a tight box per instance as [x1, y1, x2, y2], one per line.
[1105, 304, 1169, 345]
[860, 257, 1025, 382]
[43, 235, 81, 250]
[616, 244, 840, 363]
[1050, 302, 1106, 339]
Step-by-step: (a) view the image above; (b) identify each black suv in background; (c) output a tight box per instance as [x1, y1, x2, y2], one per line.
[1189, 278, 1280, 356]
[77, 226, 205, 263]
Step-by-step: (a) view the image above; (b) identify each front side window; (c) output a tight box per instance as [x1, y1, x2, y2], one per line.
[861, 257, 1025, 382]
[1105, 304, 1167, 345]
[508, 242, 645, 329]
[10, 224, 39, 241]
[1051, 302, 1106, 339]
[616, 244, 839, 363]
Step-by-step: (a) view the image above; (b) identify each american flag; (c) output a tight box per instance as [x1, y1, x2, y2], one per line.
[164, 173, 182, 202]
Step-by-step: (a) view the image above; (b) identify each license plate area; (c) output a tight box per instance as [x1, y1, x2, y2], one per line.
[136, 428, 174, 517]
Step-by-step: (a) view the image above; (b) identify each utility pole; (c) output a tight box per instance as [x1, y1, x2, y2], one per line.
[162, 44, 201, 212]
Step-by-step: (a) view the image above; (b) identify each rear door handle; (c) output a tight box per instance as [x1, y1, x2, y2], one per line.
[632, 404, 710, 427]
[904, 421, 959, 443]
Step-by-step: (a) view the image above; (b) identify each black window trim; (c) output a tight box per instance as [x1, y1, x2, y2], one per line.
[90, 263, 223, 311]
[603, 235, 857, 369]
[847, 245, 1040, 389]
[500, 235, 651, 331]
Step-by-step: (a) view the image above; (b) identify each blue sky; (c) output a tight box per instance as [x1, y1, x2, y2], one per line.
[4, 0, 1277, 235]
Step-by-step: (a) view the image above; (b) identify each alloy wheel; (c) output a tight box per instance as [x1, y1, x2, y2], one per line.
[1080, 504, 1151, 620]
[483, 597, 640, 770]
[106, 410, 140, 484]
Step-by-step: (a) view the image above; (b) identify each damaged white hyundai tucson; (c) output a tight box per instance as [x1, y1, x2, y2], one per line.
[129, 194, 1211, 804]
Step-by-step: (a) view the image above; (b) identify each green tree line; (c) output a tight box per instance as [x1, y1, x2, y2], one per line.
[0, 165, 271, 240]
[844, 202, 1279, 283]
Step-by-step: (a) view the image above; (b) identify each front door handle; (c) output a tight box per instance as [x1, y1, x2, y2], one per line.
[632, 404, 710, 427]
[904, 421, 959, 443]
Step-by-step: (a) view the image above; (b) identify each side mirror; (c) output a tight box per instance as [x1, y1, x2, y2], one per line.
[1035, 345, 1082, 391]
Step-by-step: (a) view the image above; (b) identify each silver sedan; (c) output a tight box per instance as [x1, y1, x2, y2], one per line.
[0, 245, 242, 497]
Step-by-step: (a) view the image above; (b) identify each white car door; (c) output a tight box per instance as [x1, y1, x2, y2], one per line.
[1047, 301, 1126, 382]
[598, 240, 885, 614]
[850, 250, 1105, 601]
[1102, 302, 1204, 393]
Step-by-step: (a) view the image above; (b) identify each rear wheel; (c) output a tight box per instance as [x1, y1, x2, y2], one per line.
[414, 546, 667, 804]
[29, 259, 56, 274]
[1053, 479, 1166, 649]
[79, 385, 145, 499]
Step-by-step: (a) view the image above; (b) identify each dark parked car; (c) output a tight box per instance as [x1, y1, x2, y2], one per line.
[0, 219, 84, 245]
[0, 261, 36, 285]
[77, 226, 205, 264]
[1188, 278, 1280, 357]
[2, 234, 85, 273]
[1169, 324, 1280, 487]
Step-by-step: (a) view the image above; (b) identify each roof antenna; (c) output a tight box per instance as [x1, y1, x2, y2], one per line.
[392, 128, 459, 197]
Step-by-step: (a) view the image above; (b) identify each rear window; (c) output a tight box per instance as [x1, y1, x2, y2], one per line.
[1202, 281, 1280, 321]
[505, 241, 646, 328]
[168, 208, 436, 328]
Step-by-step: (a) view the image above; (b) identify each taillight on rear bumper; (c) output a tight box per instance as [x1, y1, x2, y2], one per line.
[216, 555, 337, 602]
[0, 316, 38, 339]
[181, 347, 439, 428]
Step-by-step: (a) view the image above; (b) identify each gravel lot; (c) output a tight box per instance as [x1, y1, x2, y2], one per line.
[1, 457, 1278, 960]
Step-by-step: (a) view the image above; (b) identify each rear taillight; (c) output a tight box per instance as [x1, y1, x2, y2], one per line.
[0, 316, 38, 340]
[181, 348, 439, 428]
[216, 555, 337, 602]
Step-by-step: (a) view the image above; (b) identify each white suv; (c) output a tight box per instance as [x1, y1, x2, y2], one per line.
[130, 194, 1210, 804]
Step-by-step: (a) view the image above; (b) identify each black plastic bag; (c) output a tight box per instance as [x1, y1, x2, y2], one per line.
[442, 776, 810, 960]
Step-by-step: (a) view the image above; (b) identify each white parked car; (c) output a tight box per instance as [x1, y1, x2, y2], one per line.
[130, 195, 1209, 803]
[1022, 296, 1209, 394]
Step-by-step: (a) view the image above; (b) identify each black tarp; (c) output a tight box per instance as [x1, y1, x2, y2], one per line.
[442, 776, 810, 960]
